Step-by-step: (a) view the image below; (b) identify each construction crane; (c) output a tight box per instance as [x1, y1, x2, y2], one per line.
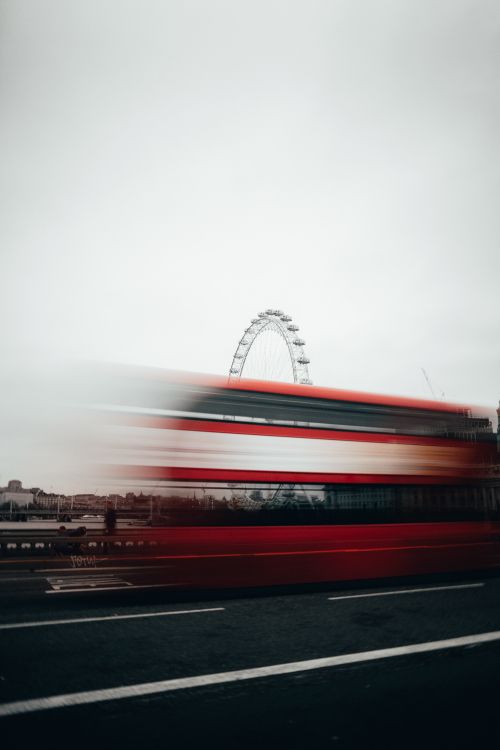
[421, 368, 445, 400]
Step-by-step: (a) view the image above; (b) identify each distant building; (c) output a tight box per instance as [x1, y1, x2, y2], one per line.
[107, 494, 125, 506]
[325, 485, 395, 511]
[35, 492, 66, 509]
[73, 494, 97, 504]
[452, 412, 493, 441]
[0, 480, 33, 507]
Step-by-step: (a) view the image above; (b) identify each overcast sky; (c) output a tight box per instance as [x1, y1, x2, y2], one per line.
[1, 1, 499, 488]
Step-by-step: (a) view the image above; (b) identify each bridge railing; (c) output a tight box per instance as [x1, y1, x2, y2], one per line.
[0, 533, 162, 558]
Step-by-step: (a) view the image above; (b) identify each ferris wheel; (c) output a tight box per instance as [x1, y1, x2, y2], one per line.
[228, 309, 312, 384]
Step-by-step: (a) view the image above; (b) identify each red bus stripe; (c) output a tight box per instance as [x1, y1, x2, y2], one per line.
[152, 370, 468, 414]
[107, 466, 472, 484]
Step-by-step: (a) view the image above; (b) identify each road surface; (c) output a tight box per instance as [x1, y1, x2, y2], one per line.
[1, 570, 500, 747]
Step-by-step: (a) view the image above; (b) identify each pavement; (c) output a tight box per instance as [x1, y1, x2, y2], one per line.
[1, 569, 500, 748]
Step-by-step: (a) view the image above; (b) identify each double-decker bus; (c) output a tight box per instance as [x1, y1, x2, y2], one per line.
[97, 370, 500, 589]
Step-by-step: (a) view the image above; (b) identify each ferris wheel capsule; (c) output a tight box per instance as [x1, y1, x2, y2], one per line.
[228, 309, 312, 385]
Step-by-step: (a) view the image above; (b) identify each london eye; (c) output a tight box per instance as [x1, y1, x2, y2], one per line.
[228, 309, 312, 385]
[227, 309, 313, 508]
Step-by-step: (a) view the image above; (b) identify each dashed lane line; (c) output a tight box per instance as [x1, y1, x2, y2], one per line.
[327, 582, 484, 601]
[2, 629, 500, 717]
[0, 607, 225, 630]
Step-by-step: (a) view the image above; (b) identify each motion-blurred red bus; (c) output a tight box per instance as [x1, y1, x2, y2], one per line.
[96, 370, 500, 588]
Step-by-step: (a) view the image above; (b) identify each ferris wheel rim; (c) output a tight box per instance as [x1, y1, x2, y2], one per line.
[228, 310, 312, 385]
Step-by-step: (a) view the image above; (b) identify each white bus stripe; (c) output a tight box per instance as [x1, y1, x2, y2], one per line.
[1, 629, 500, 717]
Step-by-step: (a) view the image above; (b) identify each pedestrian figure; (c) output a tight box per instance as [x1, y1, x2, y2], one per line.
[105, 505, 117, 535]
[67, 525, 87, 553]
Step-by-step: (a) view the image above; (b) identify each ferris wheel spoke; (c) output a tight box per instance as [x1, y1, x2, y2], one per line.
[228, 310, 312, 386]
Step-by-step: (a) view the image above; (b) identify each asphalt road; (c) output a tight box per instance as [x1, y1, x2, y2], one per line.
[1, 571, 500, 748]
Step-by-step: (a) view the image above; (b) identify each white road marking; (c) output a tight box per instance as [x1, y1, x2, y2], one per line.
[45, 582, 186, 594]
[1, 629, 500, 717]
[46, 574, 132, 592]
[327, 582, 484, 601]
[38, 565, 173, 573]
[0, 607, 224, 630]
[47, 577, 123, 584]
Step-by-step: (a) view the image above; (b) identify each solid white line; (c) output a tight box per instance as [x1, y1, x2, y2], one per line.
[48, 576, 125, 586]
[45, 583, 185, 594]
[38, 566, 172, 573]
[47, 580, 133, 591]
[47, 576, 118, 580]
[45, 586, 138, 593]
[1, 629, 499, 717]
[327, 582, 484, 601]
[49, 580, 131, 586]
[0, 607, 224, 631]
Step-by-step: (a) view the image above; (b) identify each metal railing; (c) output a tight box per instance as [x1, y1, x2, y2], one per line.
[0, 532, 161, 557]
